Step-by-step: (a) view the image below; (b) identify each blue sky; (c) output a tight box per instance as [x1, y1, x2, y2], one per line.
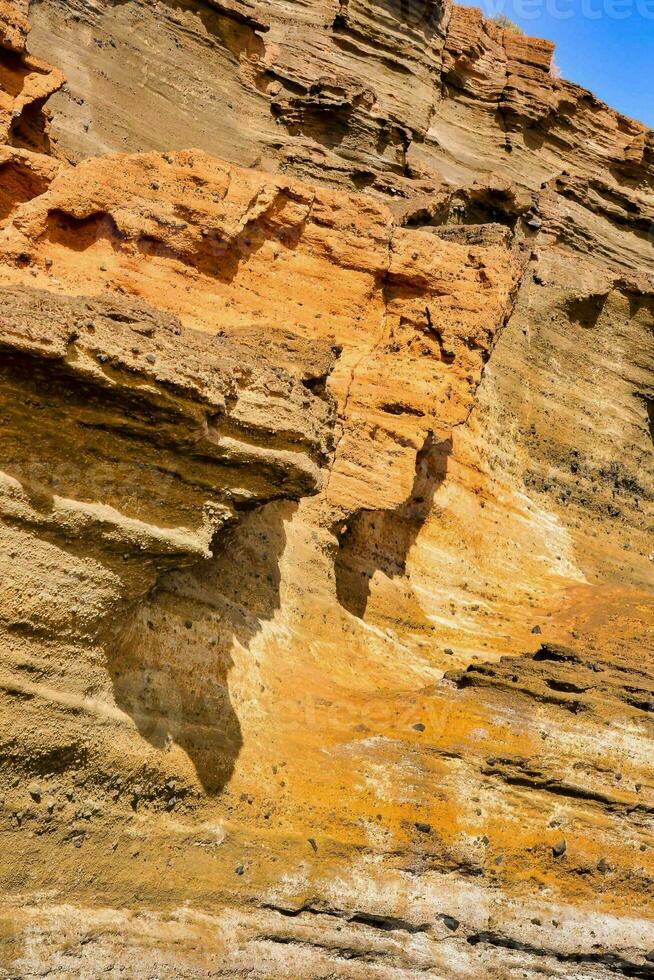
[462, 0, 654, 128]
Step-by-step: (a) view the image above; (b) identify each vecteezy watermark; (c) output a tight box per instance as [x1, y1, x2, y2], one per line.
[386, 0, 654, 23]
[482, 0, 654, 20]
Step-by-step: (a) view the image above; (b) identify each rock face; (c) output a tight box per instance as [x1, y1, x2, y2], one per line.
[0, 1, 653, 977]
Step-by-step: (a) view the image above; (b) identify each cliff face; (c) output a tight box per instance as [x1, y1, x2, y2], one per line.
[1, 1, 653, 977]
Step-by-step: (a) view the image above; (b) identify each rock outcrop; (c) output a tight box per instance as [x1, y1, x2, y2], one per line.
[0, 1, 653, 977]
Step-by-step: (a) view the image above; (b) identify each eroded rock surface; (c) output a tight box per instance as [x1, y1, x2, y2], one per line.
[0, 1, 653, 977]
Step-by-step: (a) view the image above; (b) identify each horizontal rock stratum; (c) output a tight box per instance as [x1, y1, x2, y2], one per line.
[0, 1, 653, 977]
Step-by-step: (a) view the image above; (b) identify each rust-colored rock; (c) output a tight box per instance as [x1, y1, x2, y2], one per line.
[0, 0, 63, 150]
[0, 1, 653, 977]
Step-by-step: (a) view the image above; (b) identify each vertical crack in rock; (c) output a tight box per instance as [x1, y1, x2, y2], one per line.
[335, 430, 452, 617]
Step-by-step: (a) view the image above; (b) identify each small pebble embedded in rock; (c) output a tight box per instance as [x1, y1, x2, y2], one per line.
[441, 915, 460, 931]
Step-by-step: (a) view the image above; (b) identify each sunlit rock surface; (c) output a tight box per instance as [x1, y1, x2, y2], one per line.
[0, 0, 653, 976]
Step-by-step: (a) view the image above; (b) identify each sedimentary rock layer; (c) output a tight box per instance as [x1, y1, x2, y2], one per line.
[0, 0, 653, 977]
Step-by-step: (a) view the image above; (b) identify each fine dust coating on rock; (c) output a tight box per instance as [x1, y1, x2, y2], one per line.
[0, 0, 653, 977]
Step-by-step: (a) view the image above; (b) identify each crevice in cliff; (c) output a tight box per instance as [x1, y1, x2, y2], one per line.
[332, 0, 349, 32]
[200, 0, 269, 34]
[255, 934, 398, 965]
[0, 155, 54, 222]
[453, 242, 532, 426]
[109, 499, 299, 795]
[466, 931, 654, 978]
[335, 431, 452, 618]
[9, 93, 54, 155]
[401, 182, 533, 233]
[0, 32, 64, 153]
[566, 291, 609, 330]
[637, 393, 654, 447]
[333, 235, 531, 621]
[321, 218, 397, 498]
[479, 763, 647, 813]
[261, 901, 430, 935]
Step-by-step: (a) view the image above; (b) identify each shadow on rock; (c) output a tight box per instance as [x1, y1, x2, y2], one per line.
[335, 433, 452, 619]
[108, 500, 296, 794]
